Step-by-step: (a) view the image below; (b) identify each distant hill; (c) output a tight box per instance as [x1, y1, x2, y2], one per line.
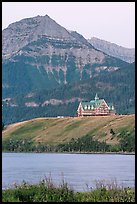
[88, 37, 135, 63]
[2, 114, 135, 153]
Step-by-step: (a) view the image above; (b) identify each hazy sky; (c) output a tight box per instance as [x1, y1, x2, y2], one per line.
[2, 2, 135, 48]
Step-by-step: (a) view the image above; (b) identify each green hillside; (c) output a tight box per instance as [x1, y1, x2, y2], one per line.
[2, 114, 135, 153]
[2, 62, 135, 125]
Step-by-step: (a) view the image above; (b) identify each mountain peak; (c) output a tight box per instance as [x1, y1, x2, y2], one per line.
[2, 15, 77, 57]
[4, 14, 74, 39]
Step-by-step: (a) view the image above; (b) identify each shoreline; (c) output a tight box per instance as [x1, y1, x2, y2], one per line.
[2, 151, 135, 155]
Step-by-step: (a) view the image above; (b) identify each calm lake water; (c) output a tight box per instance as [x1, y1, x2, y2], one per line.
[2, 153, 135, 192]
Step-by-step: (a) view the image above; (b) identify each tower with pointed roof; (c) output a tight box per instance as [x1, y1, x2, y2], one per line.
[95, 93, 99, 101]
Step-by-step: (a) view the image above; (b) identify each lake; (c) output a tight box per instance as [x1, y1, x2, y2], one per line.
[2, 153, 135, 192]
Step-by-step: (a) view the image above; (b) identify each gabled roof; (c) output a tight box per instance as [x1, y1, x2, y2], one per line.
[80, 96, 115, 111]
[81, 99, 104, 110]
[108, 103, 115, 110]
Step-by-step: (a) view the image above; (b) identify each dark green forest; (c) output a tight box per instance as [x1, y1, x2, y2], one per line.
[2, 62, 135, 125]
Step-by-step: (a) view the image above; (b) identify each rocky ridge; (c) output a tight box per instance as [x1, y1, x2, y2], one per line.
[3, 14, 125, 92]
[88, 37, 135, 63]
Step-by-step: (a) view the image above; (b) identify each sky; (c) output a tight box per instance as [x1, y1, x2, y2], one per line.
[2, 2, 135, 48]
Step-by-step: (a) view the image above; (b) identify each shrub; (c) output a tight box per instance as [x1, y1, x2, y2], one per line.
[2, 178, 135, 202]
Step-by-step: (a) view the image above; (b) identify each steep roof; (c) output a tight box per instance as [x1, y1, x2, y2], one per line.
[81, 99, 104, 110]
[80, 94, 115, 110]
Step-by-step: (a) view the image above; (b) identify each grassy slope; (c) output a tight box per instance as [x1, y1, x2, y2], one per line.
[2, 114, 135, 147]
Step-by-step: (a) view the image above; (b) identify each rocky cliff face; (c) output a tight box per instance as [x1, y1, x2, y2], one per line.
[88, 37, 135, 63]
[2, 16, 103, 87]
[2, 15, 77, 57]
[3, 15, 127, 98]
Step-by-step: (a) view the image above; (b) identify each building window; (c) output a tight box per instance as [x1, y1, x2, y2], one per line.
[84, 105, 87, 109]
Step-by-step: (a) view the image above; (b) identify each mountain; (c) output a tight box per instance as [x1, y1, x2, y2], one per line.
[2, 15, 135, 124]
[2, 15, 77, 58]
[2, 15, 128, 97]
[88, 37, 135, 63]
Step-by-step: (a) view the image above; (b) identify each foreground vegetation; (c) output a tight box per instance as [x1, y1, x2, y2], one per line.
[2, 115, 135, 153]
[2, 178, 135, 202]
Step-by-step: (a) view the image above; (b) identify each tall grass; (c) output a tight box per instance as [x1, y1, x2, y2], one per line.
[76, 179, 135, 202]
[2, 177, 135, 202]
